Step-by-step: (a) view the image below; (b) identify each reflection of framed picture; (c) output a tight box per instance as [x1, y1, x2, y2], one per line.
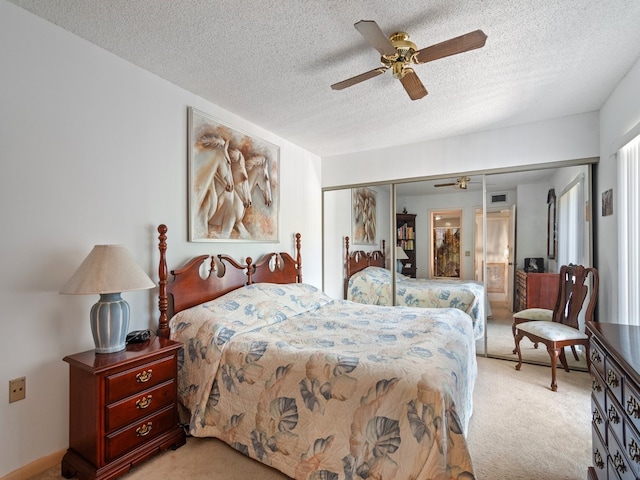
[487, 263, 505, 293]
[352, 187, 377, 244]
[602, 188, 613, 216]
[188, 107, 279, 242]
[547, 189, 556, 259]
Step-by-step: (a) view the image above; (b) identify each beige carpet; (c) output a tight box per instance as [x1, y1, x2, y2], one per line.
[481, 301, 587, 370]
[30, 356, 591, 480]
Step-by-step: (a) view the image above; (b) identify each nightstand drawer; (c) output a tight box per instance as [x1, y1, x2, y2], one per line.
[105, 380, 175, 432]
[105, 405, 175, 462]
[106, 356, 176, 403]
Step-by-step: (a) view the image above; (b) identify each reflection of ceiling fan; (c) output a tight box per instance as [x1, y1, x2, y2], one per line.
[331, 20, 487, 100]
[434, 176, 474, 189]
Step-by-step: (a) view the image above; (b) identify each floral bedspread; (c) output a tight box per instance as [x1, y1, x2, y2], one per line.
[170, 282, 477, 480]
[347, 267, 485, 339]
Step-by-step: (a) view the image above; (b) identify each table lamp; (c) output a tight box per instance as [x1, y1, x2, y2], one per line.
[60, 245, 155, 354]
[396, 246, 409, 273]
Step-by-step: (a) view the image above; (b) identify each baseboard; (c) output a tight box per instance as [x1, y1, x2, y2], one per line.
[1, 449, 65, 480]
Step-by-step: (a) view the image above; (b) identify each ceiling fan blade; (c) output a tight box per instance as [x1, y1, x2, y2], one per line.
[434, 182, 456, 187]
[414, 29, 487, 64]
[399, 69, 428, 100]
[354, 20, 396, 56]
[331, 67, 388, 90]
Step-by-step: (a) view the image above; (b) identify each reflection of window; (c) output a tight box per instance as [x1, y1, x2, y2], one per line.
[557, 176, 584, 267]
[432, 210, 461, 277]
[618, 133, 640, 326]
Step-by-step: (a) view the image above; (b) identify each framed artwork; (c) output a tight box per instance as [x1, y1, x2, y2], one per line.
[188, 107, 279, 242]
[486, 263, 506, 293]
[352, 187, 377, 244]
[547, 188, 556, 259]
[602, 188, 613, 216]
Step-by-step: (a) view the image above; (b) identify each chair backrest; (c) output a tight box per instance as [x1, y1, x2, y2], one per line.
[552, 264, 599, 329]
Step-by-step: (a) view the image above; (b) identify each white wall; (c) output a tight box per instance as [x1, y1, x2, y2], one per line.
[322, 113, 599, 188]
[323, 186, 391, 299]
[515, 183, 551, 270]
[0, 2, 321, 476]
[598, 56, 640, 324]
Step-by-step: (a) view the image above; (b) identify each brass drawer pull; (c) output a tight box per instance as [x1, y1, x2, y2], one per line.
[628, 438, 640, 463]
[136, 395, 152, 409]
[136, 422, 153, 437]
[592, 408, 603, 425]
[608, 405, 620, 424]
[592, 380, 602, 393]
[593, 449, 604, 469]
[607, 369, 619, 388]
[136, 369, 153, 383]
[627, 396, 640, 418]
[591, 350, 601, 364]
[613, 451, 627, 473]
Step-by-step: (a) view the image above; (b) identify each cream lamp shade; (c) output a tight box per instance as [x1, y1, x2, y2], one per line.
[396, 246, 409, 273]
[60, 245, 155, 354]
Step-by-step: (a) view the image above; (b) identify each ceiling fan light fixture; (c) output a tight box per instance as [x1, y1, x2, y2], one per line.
[331, 20, 487, 101]
[391, 62, 405, 79]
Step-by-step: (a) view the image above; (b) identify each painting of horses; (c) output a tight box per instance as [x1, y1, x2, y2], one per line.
[352, 187, 377, 245]
[188, 107, 279, 242]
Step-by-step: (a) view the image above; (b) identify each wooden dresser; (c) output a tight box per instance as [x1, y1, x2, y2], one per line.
[514, 270, 559, 311]
[587, 322, 640, 480]
[61, 336, 186, 480]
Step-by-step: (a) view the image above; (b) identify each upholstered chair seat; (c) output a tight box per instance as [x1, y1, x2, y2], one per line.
[513, 264, 599, 391]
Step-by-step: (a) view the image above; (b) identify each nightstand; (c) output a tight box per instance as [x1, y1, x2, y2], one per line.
[61, 336, 186, 480]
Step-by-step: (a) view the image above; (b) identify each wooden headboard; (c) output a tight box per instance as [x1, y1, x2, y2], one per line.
[343, 236, 386, 299]
[157, 224, 302, 338]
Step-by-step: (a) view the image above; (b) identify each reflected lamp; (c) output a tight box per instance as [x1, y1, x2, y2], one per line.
[60, 245, 154, 354]
[396, 246, 409, 273]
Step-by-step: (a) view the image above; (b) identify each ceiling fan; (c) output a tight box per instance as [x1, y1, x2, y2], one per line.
[434, 176, 474, 189]
[331, 20, 487, 100]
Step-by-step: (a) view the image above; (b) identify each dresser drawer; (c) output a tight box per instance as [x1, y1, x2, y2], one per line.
[105, 405, 176, 462]
[608, 390, 625, 449]
[592, 397, 606, 447]
[106, 355, 176, 403]
[592, 367, 606, 414]
[105, 380, 175, 432]
[624, 419, 640, 478]
[605, 358, 624, 404]
[592, 428, 607, 480]
[624, 379, 640, 435]
[590, 338, 606, 380]
[609, 424, 636, 480]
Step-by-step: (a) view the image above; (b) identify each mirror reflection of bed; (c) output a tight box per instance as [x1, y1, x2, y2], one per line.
[323, 162, 594, 369]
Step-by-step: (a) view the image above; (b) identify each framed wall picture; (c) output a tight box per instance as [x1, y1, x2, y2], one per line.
[352, 187, 377, 245]
[188, 107, 279, 242]
[602, 188, 613, 216]
[547, 188, 556, 259]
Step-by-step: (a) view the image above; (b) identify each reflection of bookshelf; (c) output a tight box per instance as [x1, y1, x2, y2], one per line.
[396, 213, 417, 278]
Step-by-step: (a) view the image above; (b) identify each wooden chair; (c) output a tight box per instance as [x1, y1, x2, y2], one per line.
[513, 264, 599, 391]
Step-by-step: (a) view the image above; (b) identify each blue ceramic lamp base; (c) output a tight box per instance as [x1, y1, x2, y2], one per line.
[90, 292, 130, 354]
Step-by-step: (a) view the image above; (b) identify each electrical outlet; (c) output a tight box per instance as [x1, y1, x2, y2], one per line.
[9, 377, 26, 403]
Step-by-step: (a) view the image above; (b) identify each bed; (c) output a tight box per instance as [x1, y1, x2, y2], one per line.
[345, 238, 486, 340]
[156, 224, 478, 480]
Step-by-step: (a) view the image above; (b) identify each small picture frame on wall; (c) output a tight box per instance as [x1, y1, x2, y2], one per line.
[602, 188, 613, 216]
[352, 187, 377, 245]
[188, 107, 279, 242]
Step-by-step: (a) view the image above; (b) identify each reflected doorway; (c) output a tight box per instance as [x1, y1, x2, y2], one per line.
[431, 210, 462, 277]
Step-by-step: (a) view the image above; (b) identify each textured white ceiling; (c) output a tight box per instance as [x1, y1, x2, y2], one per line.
[8, 0, 640, 157]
